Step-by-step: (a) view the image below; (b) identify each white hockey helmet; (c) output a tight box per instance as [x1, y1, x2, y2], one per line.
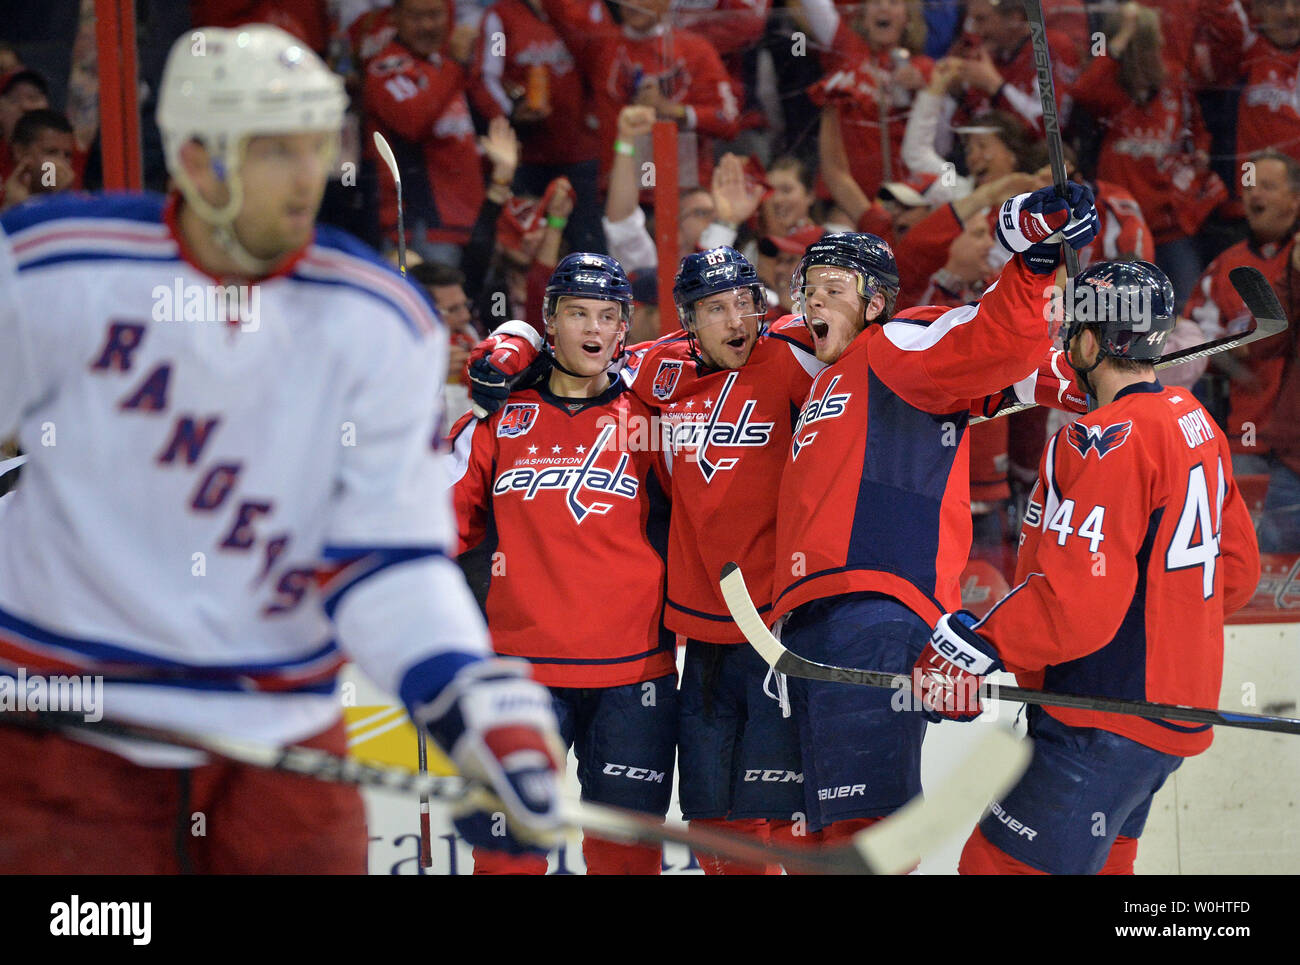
[157, 24, 347, 227]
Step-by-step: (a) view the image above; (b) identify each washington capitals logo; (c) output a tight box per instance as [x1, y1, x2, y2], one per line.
[666, 371, 775, 482]
[652, 360, 683, 401]
[1066, 420, 1133, 459]
[497, 402, 539, 438]
[791, 374, 852, 461]
[492, 424, 639, 524]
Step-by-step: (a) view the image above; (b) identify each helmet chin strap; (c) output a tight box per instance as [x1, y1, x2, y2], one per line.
[175, 139, 285, 278]
[545, 346, 589, 379]
[1065, 329, 1103, 402]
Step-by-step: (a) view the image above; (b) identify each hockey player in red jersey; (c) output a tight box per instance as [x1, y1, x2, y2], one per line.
[646, 250, 819, 873]
[769, 183, 1100, 849]
[469, 247, 820, 872]
[448, 253, 677, 874]
[916, 261, 1261, 874]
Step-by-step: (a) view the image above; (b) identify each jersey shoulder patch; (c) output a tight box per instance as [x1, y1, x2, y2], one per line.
[1066, 419, 1133, 460]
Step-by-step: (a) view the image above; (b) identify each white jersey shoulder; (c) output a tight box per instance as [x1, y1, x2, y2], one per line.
[0, 194, 471, 752]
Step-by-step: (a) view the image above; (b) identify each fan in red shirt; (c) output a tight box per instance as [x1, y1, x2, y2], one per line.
[448, 253, 676, 875]
[673, 0, 770, 116]
[1070, 3, 1226, 307]
[470, 0, 609, 253]
[916, 261, 1260, 874]
[363, 0, 485, 263]
[1183, 149, 1300, 549]
[538, 0, 741, 190]
[1204, 0, 1300, 168]
[801, 0, 935, 199]
[948, 0, 1081, 134]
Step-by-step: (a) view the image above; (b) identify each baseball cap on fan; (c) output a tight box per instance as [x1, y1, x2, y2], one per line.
[878, 172, 939, 208]
[757, 224, 825, 257]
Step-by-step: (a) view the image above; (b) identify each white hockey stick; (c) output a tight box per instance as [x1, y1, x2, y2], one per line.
[373, 129, 435, 865]
[0, 454, 27, 479]
[8, 710, 1028, 874]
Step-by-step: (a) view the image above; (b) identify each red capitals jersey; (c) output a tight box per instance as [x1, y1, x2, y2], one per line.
[953, 29, 1080, 133]
[471, 0, 602, 166]
[347, 7, 397, 68]
[448, 378, 675, 687]
[620, 318, 821, 642]
[810, 22, 933, 199]
[1070, 55, 1225, 245]
[771, 257, 1055, 627]
[1081, 180, 1155, 269]
[1183, 236, 1299, 456]
[673, 0, 770, 94]
[979, 383, 1261, 756]
[364, 40, 484, 247]
[540, 0, 741, 187]
[1203, 7, 1300, 165]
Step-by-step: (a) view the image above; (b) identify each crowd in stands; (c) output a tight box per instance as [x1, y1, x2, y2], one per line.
[2, 0, 1298, 559]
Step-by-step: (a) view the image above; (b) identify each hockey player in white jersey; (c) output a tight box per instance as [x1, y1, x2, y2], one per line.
[0, 25, 563, 873]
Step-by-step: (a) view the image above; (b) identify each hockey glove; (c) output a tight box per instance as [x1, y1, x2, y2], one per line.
[996, 183, 1098, 275]
[912, 612, 1004, 723]
[1030, 348, 1088, 413]
[468, 320, 543, 418]
[418, 659, 565, 853]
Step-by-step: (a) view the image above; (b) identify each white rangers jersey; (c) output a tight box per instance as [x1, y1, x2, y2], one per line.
[0, 193, 489, 762]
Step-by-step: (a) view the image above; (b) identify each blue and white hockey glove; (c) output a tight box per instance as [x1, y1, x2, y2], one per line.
[416, 659, 565, 853]
[912, 611, 1004, 723]
[996, 183, 1099, 275]
[468, 320, 544, 418]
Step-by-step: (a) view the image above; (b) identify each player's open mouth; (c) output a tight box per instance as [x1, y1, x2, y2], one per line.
[874, 17, 894, 31]
[725, 335, 747, 350]
[581, 340, 603, 356]
[809, 318, 829, 339]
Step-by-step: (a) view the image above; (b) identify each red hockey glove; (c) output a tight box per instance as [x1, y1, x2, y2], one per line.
[468, 320, 543, 418]
[1034, 348, 1088, 414]
[913, 612, 1004, 723]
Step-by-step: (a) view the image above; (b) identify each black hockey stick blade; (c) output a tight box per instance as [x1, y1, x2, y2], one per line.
[1153, 266, 1287, 367]
[720, 563, 1300, 736]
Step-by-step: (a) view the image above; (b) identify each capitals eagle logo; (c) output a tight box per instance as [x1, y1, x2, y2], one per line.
[1066, 420, 1133, 459]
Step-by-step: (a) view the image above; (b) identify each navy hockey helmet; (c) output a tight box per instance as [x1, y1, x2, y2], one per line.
[792, 231, 900, 321]
[1063, 260, 1176, 363]
[544, 252, 634, 324]
[672, 246, 767, 329]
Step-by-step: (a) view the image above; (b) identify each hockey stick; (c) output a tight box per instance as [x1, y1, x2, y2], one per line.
[720, 563, 1300, 736]
[2, 710, 1028, 874]
[973, 266, 1290, 422]
[1022, 0, 1078, 279]
[0, 454, 26, 478]
[373, 130, 433, 866]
